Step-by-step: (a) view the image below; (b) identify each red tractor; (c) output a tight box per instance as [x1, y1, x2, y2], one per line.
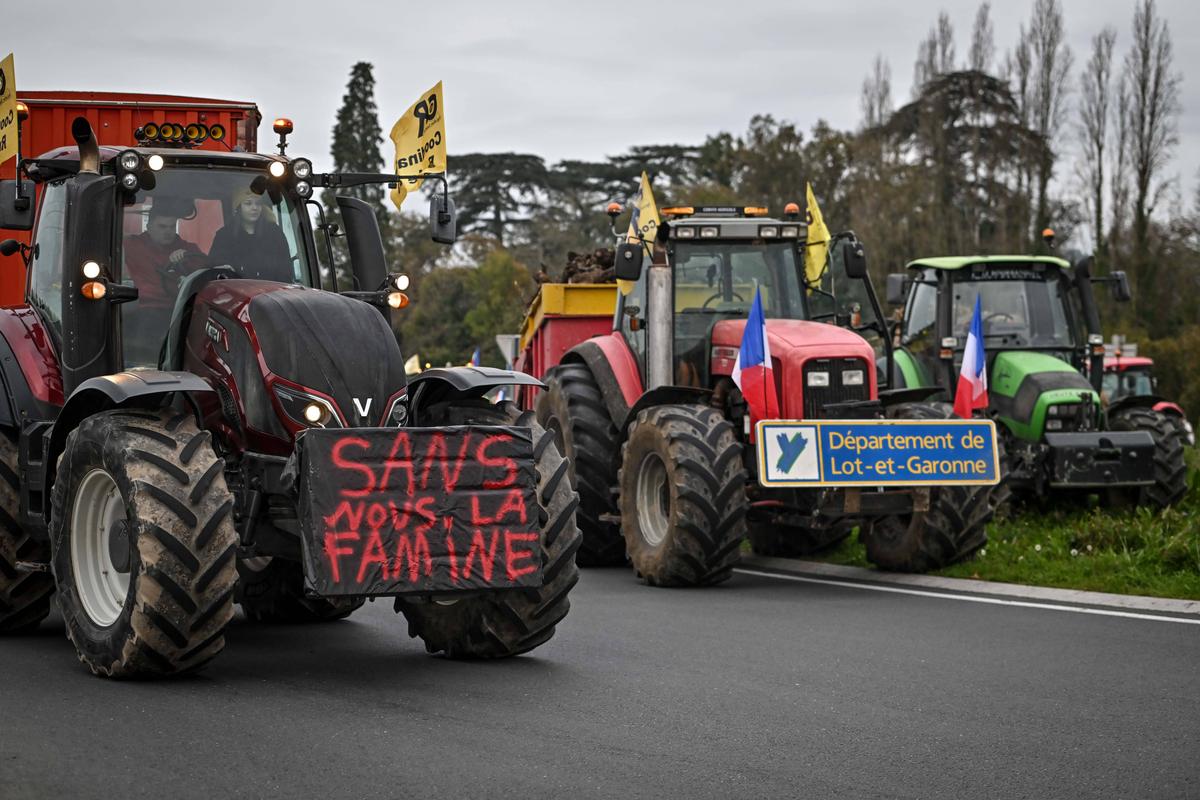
[0, 117, 581, 677]
[1102, 346, 1194, 447]
[517, 205, 997, 585]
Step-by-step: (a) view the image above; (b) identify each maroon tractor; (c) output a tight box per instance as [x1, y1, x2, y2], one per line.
[0, 116, 580, 677]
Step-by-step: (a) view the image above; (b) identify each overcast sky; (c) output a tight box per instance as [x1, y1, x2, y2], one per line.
[10, 0, 1200, 215]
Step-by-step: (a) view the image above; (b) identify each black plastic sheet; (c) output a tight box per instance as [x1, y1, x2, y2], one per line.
[296, 426, 543, 596]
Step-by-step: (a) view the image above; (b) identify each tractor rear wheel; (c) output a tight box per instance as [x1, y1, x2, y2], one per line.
[1107, 407, 1187, 509]
[861, 402, 993, 572]
[618, 405, 746, 587]
[237, 556, 364, 623]
[0, 432, 55, 633]
[396, 400, 581, 658]
[536, 364, 625, 566]
[49, 410, 239, 678]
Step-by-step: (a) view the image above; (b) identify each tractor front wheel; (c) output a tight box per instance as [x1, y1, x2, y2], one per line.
[618, 405, 746, 586]
[396, 400, 582, 658]
[49, 410, 239, 678]
[860, 402, 993, 572]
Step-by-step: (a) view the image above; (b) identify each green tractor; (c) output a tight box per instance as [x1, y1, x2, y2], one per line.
[886, 255, 1187, 509]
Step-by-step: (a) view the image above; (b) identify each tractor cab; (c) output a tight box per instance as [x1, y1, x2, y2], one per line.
[614, 205, 890, 417]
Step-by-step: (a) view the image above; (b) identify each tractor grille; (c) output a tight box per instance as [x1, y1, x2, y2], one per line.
[802, 357, 871, 419]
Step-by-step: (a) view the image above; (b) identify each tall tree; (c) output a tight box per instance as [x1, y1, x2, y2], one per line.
[968, 3, 995, 73]
[913, 12, 956, 95]
[860, 54, 893, 130]
[324, 62, 386, 224]
[1076, 27, 1117, 258]
[1027, 0, 1074, 238]
[449, 153, 548, 245]
[1121, 0, 1181, 316]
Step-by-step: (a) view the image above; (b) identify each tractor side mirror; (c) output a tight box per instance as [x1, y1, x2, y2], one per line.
[886, 273, 909, 305]
[335, 195, 389, 291]
[1109, 270, 1132, 302]
[841, 239, 868, 279]
[614, 242, 645, 282]
[429, 194, 457, 245]
[0, 181, 35, 231]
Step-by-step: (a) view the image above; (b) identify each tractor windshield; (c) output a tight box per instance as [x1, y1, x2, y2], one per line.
[1103, 367, 1154, 401]
[949, 268, 1076, 349]
[671, 241, 805, 319]
[118, 166, 315, 367]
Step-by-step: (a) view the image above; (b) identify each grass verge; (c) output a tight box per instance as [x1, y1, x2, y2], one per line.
[808, 447, 1200, 600]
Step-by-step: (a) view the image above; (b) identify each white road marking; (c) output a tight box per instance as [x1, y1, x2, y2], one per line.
[735, 568, 1200, 626]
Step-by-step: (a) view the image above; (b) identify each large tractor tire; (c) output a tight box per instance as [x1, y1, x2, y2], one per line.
[49, 410, 239, 678]
[397, 400, 582, 658]
[237, 556, 364, 623]
[618, 405, 747, 587]
[536, 364, 625, 566]
[1107, 407, 1187, 509]
[860, 402, 993, 572]
[0, 433, 55, 633]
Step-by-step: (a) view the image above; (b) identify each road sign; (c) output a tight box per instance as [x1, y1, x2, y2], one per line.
[756, 419, 1000, 488]
[0, 53, 17, 166]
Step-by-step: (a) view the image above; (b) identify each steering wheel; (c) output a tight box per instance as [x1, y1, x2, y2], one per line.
[158, 252, 212, 296]
[703, 291, 746, 309]
[985, 311, 1016, 323]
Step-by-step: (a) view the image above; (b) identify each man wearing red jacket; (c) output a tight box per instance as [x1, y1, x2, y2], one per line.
[122, 204, 207, 366]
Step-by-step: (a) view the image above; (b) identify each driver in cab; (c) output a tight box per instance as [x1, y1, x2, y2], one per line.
[123, 200, 205, 310]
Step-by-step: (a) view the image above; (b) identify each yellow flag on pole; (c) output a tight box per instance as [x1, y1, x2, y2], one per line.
[804, 182, 830, 285]
[0, 53, 18, 167]
[619, 171, 661, 295]
[389, 81, 446, 211]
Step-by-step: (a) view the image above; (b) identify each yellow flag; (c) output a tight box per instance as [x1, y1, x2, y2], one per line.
[388, 81, 446, 211]
[619, 171, 661, 295]
[804, 182, 830, 285]
[0, 54, 18, 167]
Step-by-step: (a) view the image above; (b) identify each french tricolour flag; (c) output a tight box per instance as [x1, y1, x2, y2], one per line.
[953, 294, 988, 419]
[732, 286, 780, 425]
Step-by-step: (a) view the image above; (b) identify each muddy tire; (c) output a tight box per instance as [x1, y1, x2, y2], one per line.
[397, 400, 581, 658]
[0, 433, 54, 633]
[747, 519, 852, 558]
[49, 410, 238, 678]
[618, 405, 746, 587]
[1108, 407, 1187, 509]
[860, 402, 992, 572]
[237, 557, 363, 623]
[536, 364, 625, 566]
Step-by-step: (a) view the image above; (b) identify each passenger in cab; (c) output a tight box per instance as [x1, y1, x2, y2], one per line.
[209, 188, 293, 283]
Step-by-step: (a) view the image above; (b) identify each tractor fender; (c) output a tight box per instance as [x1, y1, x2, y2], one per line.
[1106, 393, 1173, 419]
[621, 386, 713, 435]
[44, 371, 214, 516]
[563, 335, 644, 427]
[407, 366, 544, 423]
[0, 307, 66, 429]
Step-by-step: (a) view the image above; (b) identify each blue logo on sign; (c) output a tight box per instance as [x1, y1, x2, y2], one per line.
[775, 432, 808, 473]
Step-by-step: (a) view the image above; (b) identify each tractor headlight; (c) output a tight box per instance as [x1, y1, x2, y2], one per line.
[120, 172, 140, 191]
[147, 154, 165, 172]
[393, 273, 411, 291]
[384, 394, 408, 427]
[274, 385, 342, 428]
[699, 226, 719, 238]
[82, 261, 102, 279]
[779, 225, 801, 238]
[294, 180, 312, 198]
[1046, 418, 1064, 430]
[807, 371, 830, 387]
[291, 158, 313, 179]
[268, 161, 287, 178]
[118, 150, 141, 172]
[842, 369, 864, 386]
[758, 225, 779, 238]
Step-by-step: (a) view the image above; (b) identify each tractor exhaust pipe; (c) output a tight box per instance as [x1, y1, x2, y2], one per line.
[71, 117, 100, 175]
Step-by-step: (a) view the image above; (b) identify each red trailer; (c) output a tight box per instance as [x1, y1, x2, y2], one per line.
[1, 91, 260, 303]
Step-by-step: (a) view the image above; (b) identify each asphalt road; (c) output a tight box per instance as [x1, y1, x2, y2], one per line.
[2, 567, 1197, 800]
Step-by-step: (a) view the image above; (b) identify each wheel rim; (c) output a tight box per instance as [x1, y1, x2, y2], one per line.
[70, 468, 131, 627]
[635, 453, 671, 547]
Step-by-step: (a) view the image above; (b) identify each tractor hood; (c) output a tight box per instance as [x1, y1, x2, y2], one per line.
[711, 319, 877, 417]
[989, 351, 1098, 441]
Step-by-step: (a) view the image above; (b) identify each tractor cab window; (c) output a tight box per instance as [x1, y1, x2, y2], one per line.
[118, 167, 314, 368]
[28, 181, 68, 339]
[950, 268, 1075, 350]
[1104, 368, 1153, 400]
[670, 241, 804, 386]
[900, 269, 939, 384]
